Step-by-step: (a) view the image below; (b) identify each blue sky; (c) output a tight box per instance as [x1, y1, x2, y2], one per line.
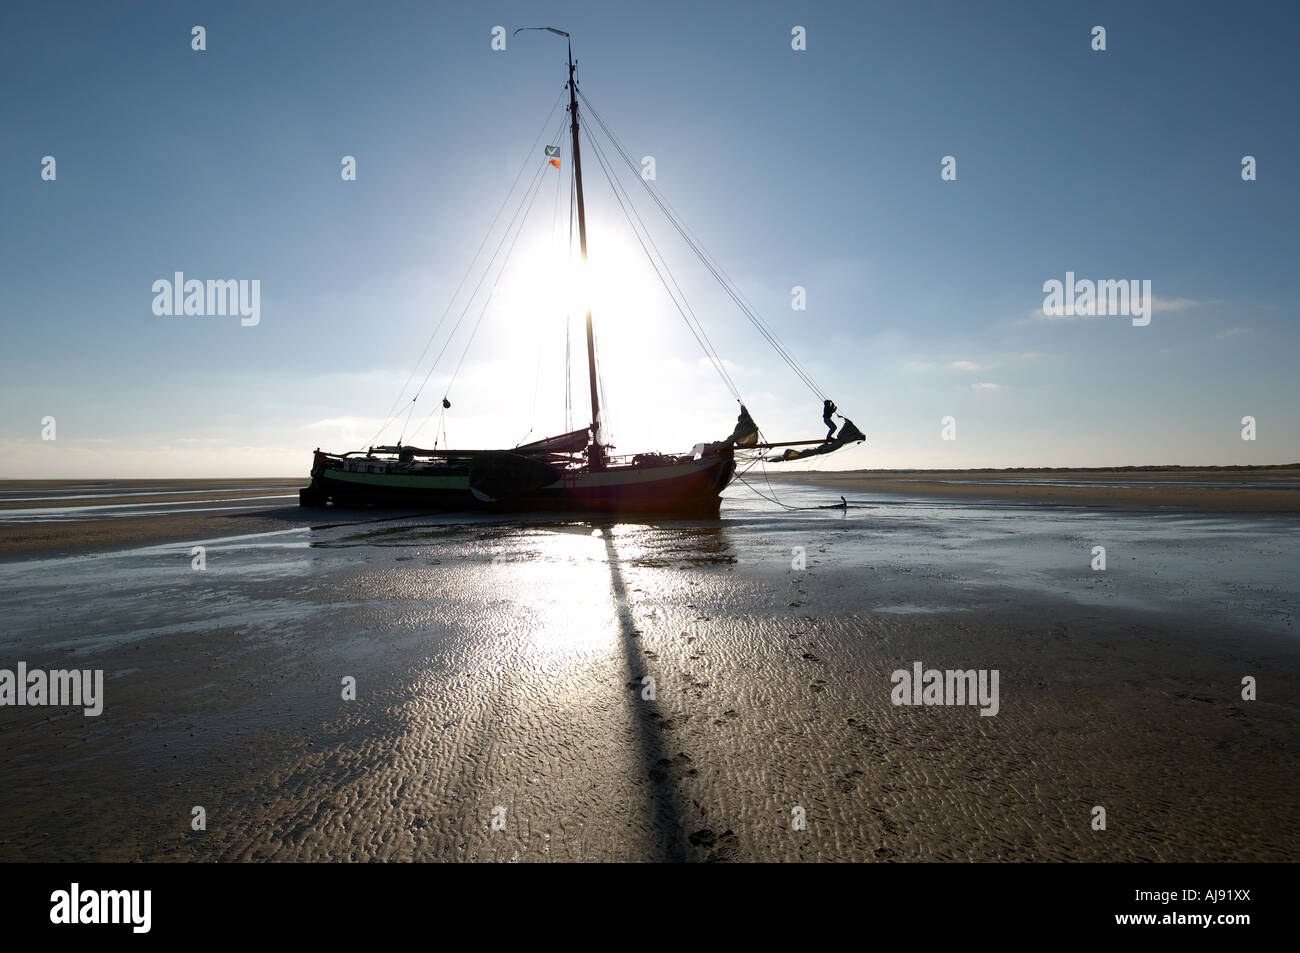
[2, 0, 1296, 476]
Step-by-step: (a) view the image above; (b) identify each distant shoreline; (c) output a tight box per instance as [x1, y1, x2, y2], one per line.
[0, 478, 307, 489]
[769, 467, 1300, 513]
[2, 464, 1297, 486]
[796, 464, 1300, 474]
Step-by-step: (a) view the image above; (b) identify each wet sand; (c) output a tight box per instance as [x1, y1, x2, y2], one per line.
[771, 467, 1300, 513]
[0, 479, 306, 559]
[0, 480, 1297, 862]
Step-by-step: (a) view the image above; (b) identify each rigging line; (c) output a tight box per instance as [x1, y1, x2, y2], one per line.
[518, 160, 566, 445]
[549, 139, 564, 251]
[757, 454, 790, 507]
[433, 406, 446, 449]
[731, 470, 801, 510]
[425, 113, 568, 395]
[581, 122, 743, 403]
[578, 90, 824, 397]
[730, 452, 800, 508]
[592, 319, 616, 448]
[730, 459, 831, 511]
[396, 116, 567, 441]
[409, 153, 553, 441]
[592, 107, 821, 397]
[579, 123, 743, 403]
[586, 109, 823, 403]
[380, 105, 567, 449]
[521, 339, 543, 445]
[579, 91, 826, 401]
[522, 137, 565, 445]
[396, 111, 568, 440]
[397, 156, 550, 443]
[368, 87, 567, 446]
[596, 347, 612, 446]
[565, 162, 576, 433]
[564, 310, 572, 432]
[446, 158, 552, 390]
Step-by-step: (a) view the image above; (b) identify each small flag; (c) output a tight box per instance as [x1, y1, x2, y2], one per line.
[545, 145, 560, 169]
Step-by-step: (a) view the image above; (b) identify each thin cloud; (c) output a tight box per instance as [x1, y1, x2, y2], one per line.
[1214, 327, 1251, 340]
[1029, 296, 1202, 322]
[907, 353, 1040, 372]
[905, 359, 995, 373]
[972, 382, 1002, 392]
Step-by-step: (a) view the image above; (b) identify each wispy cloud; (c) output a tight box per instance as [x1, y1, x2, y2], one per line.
[972, 382, 1002, 392]
[905, 359, 994, 373]
[905, 352, 1042, 373]
[1028, 295, 1203, 322]
[1214, 326, 1251, 340]
[1152, 296, 1200, 313]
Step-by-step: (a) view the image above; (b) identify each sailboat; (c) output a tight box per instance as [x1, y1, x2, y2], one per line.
[299, 30, 864, 517]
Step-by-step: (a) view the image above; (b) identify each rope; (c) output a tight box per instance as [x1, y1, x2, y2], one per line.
[444, 157, 552, 392]
[589, 97, 825, 402]
[397, 113, 567, 443]
[580, 123, 743, 403]
[579, 89, 826, 402]
[368, 87, 567, 447]
[519, 154, 568, 446]
[731, 465, 853, 512]
[731, 470, 804, 510]
[565, 162, 576, 432]
[408, 145, 555, 443]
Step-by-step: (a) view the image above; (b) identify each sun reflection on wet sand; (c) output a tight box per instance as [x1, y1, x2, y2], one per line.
[0, 489, 1296, 861]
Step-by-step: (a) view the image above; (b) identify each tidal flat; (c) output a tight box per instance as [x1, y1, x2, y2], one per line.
[0, 477, 1296, 861]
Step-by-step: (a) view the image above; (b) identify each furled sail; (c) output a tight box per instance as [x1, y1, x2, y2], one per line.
[724, 405, 760, 447]
[766, 418, 866, 462]
[515, 427, 591, 454]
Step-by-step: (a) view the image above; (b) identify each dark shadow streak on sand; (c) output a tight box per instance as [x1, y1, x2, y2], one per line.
[599, 525, 691, 862]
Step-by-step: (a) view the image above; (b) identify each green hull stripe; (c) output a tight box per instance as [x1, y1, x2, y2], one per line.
[324, 470, 468, 490]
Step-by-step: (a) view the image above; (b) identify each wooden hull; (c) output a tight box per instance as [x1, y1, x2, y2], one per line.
[301, 450, 735, 517]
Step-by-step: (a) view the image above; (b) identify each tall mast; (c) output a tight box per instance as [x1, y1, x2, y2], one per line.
[567, 42, 604, 470]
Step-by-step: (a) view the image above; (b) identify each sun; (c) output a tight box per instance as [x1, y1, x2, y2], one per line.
[493, 215, 671, 364]
[474, 206, 711, 449]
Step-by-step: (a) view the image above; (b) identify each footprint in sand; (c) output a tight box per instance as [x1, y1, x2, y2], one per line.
[651, 752, 696, 781]
[835, 769, 864, 792]
[689, 827, 740, 862]
[688, 827, 716, 846]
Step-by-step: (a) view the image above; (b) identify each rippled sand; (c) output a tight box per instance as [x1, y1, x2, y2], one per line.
[0, 481, 1296, 861]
